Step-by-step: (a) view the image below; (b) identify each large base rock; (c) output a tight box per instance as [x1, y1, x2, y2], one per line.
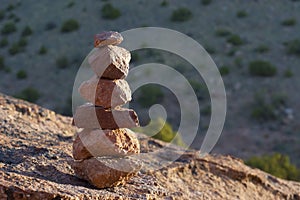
[72, 157, 141, 189]
[73, 104, 139, 129]
[73, 128, 140, 160]
[79, 76, 131, 108]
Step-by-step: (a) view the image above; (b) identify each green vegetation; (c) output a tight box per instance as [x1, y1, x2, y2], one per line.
[189, 80, 207, 100]
[281, 18, 297, 26]
[284, 69, 293, 77]
[56, 56, 69, 69]
[171, 8, 193, 22]
[133, 118, 185, 147]
[248, 60, 277, 77]
[38, 45, 47, 55]
[18, 38, 27, 47]
[14, 87, 41, 103]
[9, 43, 22, 55]
[250, 92, 287, 121]
[130, 52, 140, 63]
[219, 66, 230, 76]
[236, 10, 248, 18]
[234, 57, 243, 68]
[201, 105, 211, 116]
[215, 28, 231, 37]
[66, 1, 75, 8]
[204, 44, 216, 54]
[284, 39, 300, 56]
[16, 69, 27, 79]
[254, 45, 269, 53]
[245, 153, 300, 181]
[45, 22, 57, 30]
[0, 38, 8, 48]
[61, 19, 79, 32]
[0, 10, 5, 21]
[21, 26, 33, 37]
[6, 4, 15, 11]
[201, 0, 212, 5]
[101, 3, 121, 20]
[0, 55, 4, 70]
[137, 84, 164, 108]
[227, 34, 244, 46]
[1, 22, 17, 35]
[160, 0, 169, 6]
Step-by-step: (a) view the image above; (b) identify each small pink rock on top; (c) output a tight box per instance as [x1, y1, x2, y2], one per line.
[94, 31, 123, 47]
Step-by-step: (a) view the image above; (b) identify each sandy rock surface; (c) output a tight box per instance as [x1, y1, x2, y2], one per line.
[0, 93, 300, 199]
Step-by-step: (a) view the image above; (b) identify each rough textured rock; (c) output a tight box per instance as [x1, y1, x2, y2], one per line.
[1, 93, 300, 199]
[94, 31, 123, 48]
[88, 45, 130, 79]
[79, 76, 131, 108]
[72, 157, 141, 189]
[73, 104, 139, 129]
[73, 128, 140, 160]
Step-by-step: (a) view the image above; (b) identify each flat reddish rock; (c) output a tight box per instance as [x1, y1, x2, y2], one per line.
[79, 76, 131, 108]
[72, 156, 141, 189]
[73, 128, 140, 160]
[73, 104, 139, 129]
[94, 31, 123, 47]
[88, 45, 131, 79]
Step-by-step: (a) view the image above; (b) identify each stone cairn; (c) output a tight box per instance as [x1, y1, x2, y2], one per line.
[71, 31, 141, 189]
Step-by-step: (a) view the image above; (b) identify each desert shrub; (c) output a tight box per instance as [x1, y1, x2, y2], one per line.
[0, 38, 8, 48]
[130, 52, 140, 63]
[14, 87, 41, 103]
[6, 4, 15, 11]
[18, 37, 27, 47]
[236, 10, 248, 18]
[284, 69, 293, 77]
[38, 45, 47, 55]
[56, 56, 69, 69]
[201, 105, 211, 116]
[204, 44, 216, 54]
[201, 0, 212, 5]
[215, 28, 231, 37]
[227, 34, 244, 46]
[133, 118, 185, 147]
[16, 69, 27, 79]
[254, 45, 269, 53]
[171, 8, 193, 22]
[45, 22, 57, 30]
[0, 55, 4, 70]
[271, 93, 287, 107]
[1, 22, 17, 35]
[61, 19, 79, 32]
[189, 80, 207, 100]
[219, 66, 230, 75]
[281, 18, 297, 26]
[137, 84, 164, 108]
[251, 93, 277, 121]
[160, 0, 169, 6]
[66, 1, 75, 8]
[248, 60, 277, 77]
[21, 26, 33, 36]
[101, 3, 121, 20]
[234, 57, 243, 68]
[9, 43, 21, 55]
[285, 39, 300, 56]
[0, 10, 4, 21]
[245, 153, 300, 181]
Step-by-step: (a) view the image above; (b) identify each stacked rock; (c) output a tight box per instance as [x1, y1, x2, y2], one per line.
[72, 31, 141, 189]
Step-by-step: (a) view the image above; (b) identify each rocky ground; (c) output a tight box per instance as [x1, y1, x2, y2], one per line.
[0, 0, 300, 166]
[1, 94, 300, 199]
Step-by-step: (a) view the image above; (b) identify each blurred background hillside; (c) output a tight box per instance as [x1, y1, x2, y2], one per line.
[0, 0, 299, 177]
